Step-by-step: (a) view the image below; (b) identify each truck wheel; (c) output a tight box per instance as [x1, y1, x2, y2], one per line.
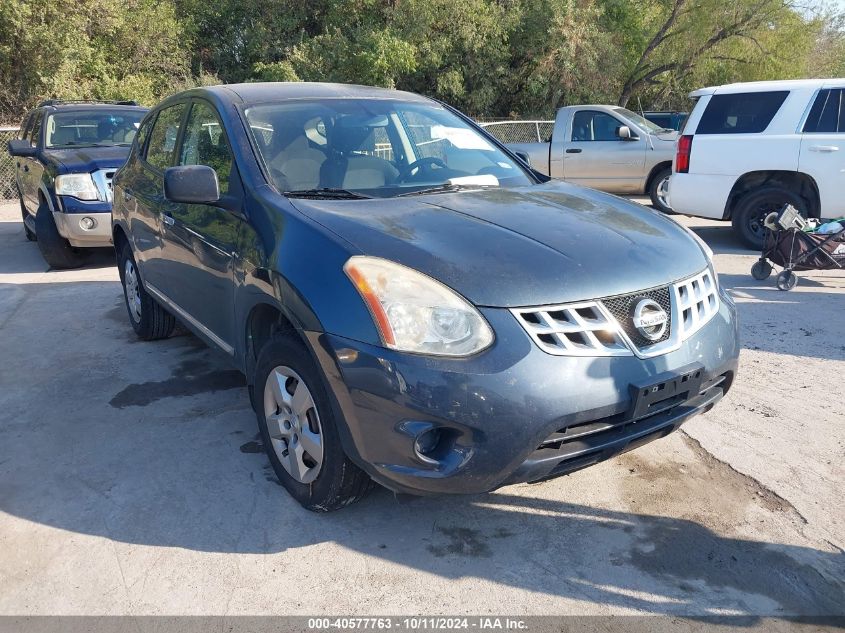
[649, 167, 673, 214]
[255, 334, 373, 511]
[118, 242, 176, 340]
[17, 188, 36, 242]
[34, 200, 88, 269]
[732, 187, 809, 250]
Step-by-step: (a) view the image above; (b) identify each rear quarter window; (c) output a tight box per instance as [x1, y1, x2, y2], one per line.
[696, 91, 788, 134]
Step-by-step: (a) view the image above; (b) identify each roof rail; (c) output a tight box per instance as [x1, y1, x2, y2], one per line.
[36, 99, 140, 108]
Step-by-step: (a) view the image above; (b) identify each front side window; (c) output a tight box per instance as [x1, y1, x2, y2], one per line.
[45, 110, 145, 148]
[179, 101, 234, 194]
[145, 104, 185, 170]
[696, 91, 788, 134]
[803, 89, 845, 134]
[571, 111, 627, 141]
[29, 114, 43, 146]
[244, 99, 533, 198]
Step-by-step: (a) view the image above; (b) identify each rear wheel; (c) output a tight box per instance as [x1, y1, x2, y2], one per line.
[648, 167, 673, 214]
[255, 334, 372, 511]
[751, 260, 773, 281]
[35, 200, 87, 269]
[732, 187, 809, 250]
[118, 242, 176, 340]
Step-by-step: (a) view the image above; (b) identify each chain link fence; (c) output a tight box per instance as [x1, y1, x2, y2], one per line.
[1, 126, 21, 200]
[478, 120, 554, 144]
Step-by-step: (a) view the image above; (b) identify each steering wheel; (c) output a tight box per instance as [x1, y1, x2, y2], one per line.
[398, 157, 448, 182]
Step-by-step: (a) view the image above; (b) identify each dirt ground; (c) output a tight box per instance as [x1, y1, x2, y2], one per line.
[0, 199, 842, 619]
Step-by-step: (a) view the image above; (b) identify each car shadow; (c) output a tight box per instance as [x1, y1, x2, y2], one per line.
[0, 217, 115, 274]
[0, 281, 842, 617]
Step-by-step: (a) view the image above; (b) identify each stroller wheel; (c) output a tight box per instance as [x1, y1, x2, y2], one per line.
[776, 270, 798, 291]
[751, 260, 773, 280]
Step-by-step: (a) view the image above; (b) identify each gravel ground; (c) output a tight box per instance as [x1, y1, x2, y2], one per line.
[0, 199, 842, 620]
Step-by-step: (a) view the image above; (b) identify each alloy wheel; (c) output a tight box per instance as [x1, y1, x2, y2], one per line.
[656, 175, 671, 210]
[123, 260, 142, 323]
[263, 366, 324, 484]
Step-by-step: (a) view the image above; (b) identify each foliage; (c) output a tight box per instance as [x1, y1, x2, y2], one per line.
[0, 0, 842, 123]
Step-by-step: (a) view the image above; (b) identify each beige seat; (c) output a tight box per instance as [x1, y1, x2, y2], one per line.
[269, 135, 326, 191]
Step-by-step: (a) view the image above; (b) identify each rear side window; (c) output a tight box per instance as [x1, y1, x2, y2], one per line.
[145, 104, 185, 170]
[696, 91, 788, 134]
[803, 89, 845, 133]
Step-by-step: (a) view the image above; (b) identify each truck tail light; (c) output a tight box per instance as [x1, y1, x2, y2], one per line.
[675, 135, 693, 173]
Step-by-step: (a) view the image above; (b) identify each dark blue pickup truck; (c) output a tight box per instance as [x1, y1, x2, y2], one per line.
[7, 100, 148, 268]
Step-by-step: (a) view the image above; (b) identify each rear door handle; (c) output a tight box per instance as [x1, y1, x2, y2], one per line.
[161, 213, 175, 226]
[808, 145, 839, 152]
[566, 148, 582, 154]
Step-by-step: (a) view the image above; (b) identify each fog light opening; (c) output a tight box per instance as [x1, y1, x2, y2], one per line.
[414, 427, 445, 461]
[79, 217, 96, 230]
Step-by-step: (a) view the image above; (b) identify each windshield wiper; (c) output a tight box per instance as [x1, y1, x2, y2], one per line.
[283, 188, 370, 200]
[397, 183, 495, 197]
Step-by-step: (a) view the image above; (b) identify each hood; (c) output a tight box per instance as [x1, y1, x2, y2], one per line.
[44, 145, 131, 174]
[291, 181, 708, 308]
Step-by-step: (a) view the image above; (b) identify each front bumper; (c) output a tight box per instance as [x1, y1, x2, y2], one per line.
[309, 287, 740, 496]
[54, 196, 112, 247]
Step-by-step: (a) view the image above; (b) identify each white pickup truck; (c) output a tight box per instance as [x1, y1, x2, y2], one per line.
[500, 105, 678, 212]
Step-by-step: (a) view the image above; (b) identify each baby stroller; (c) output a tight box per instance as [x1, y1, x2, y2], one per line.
[750, 205, 845, 291]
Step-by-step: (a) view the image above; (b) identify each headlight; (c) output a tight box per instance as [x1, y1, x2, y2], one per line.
[55, 173, 100, 201]
[344, 256, 494, 357]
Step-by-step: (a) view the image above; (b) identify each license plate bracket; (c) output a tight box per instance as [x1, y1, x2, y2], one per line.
[629, 363, 704, 421]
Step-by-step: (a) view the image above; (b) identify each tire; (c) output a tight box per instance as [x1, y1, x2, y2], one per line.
[34, 200, 88, 269]
[18, 189, 36, 242]
[751, 260, 772, 281]
[732, 187, 809, 250]
[648, 167, 673, 214]
[776, 270, 798, 291]
[255, 334, 372, 511]
[117, 242, 176, 340]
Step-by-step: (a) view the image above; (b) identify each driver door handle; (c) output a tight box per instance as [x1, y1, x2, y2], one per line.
[161, 213, 175, 226]
[566, 148, 582, 154]
[808, 145, 839, 153]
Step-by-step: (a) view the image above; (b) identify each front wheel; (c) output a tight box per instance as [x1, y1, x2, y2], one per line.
[649, 167, 673, 214]
[732, 187, 809, 250]
[34, 201, 87, 269]
[255, 334, 372, 511]
[118, 242, 176, 340]
[17, 188, 36, 242]
[776, 270, 798, 291]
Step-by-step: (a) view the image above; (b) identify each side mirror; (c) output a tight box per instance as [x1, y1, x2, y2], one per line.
[8, 139, 36, 157]
[164, 165, 220, 205]
[513, 150, 531, 167]
[616, 126, 636, 141]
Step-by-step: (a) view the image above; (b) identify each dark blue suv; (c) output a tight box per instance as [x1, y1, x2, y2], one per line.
[112, 83, 739, 511]
[7, 100, 148, 268]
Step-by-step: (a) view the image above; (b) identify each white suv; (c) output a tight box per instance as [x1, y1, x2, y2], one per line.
[668, 78, 845, 248]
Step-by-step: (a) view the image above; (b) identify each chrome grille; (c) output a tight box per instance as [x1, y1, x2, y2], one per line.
[91, 169, 115, 202]
[512, 267, 720, 359]
[674, 268, 719, 340]
[511, 301, 629, 357]
[601, 286, 672, 348]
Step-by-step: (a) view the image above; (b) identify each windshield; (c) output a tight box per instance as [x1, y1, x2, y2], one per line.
[45, 110, 145, 148]
[244, 99, 534, 198]
[612, 107, 670, 134]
